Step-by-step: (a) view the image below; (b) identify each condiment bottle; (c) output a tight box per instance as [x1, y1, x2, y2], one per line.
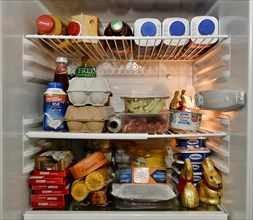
[104, 18, 133, 58]
[75, 55, 97, 78]
[43, 82, 67, 131]
[36, 14, 69, 35]
[53, 57, 69, 93]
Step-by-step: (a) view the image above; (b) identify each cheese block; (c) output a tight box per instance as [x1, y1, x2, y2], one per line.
[69, 152, 108, 179]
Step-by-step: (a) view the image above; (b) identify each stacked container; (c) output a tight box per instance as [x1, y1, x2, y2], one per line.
[64, 59, 115, 133]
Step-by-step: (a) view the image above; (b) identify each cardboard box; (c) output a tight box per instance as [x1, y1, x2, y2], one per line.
[31, 201, 65, 209]
[34, 150, 74, 171]
[119, 167, 167, 184]
[31, 194, 65, 202]
[28, 174, 71, 185]
[64, 106, 115, 133]
[71, 14, 103, 43]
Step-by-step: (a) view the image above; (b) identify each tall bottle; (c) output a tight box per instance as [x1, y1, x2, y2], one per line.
[53, 57, 69, 93]
[43, 82, 67, 131]
[160, 18, 189, 59]
[133, 18, 161, 59]
[104, 18, 133, 58]
[182, 16, 218, 59]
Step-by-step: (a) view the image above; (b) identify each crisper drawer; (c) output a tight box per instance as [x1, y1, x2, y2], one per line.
[24, 208, 228, 220]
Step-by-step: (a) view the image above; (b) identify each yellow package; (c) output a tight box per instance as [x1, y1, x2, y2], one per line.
[85, 168, 109, 191]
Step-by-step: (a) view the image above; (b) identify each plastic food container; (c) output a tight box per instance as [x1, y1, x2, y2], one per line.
[171, 170, 202, 185]
[170, 110, 202, 131]
[120, 112, 170, 133]
[129, 145, 167, 167]
[172, 160, 202, 173]
[67, 78, 111, 106]
[176, 137, 206, 148]
[176, 147, 211, 163]
[64, 106, 115, 133]
[121, 96, 169, 113]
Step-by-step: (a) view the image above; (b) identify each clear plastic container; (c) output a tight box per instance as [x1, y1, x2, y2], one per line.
[120, 112, 170, 133]
[129, 145, 167, 167]
[121, 96, 169, 113]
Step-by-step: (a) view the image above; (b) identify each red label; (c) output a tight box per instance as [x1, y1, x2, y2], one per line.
[45, 95, 67, 102]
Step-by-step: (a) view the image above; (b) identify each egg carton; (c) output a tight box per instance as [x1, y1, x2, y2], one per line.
[67, 78, 111, 106]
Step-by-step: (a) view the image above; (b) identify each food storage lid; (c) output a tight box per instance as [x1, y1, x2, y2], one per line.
[176, 147, 211, 153]
[56, 57, 68, 63]
[141, 21, 157, 36]
[198, 19, 215, 35]
[47, 82, 64, 89]
[110, 19, 123, 32]
[130, 146, 167, 158]
[67, 21, 81, 36]
[36, 15, 55, 33]
[169, 21, 186, 36]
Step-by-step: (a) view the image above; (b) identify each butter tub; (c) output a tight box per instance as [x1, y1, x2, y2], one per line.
[64, 106, 115, 133]
[170, 110, 202, 132]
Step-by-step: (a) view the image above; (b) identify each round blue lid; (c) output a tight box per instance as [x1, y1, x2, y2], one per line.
[141, 21, 157, 36]
[169, 21, 186, 36]
[198, 19, 215, 35]
[48, 82, 64, 89]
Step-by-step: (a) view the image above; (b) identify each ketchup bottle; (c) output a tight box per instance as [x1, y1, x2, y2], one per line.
[53, 57, 69, 93]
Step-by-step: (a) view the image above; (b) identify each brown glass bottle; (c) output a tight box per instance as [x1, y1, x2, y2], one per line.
[53, 57, 69, 93]
[104, 18, 133, 58]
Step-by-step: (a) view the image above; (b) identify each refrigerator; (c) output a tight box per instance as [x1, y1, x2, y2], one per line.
[0, 0, 252, 219]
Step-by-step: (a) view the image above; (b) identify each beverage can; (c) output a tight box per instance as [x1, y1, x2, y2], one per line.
[43, 82, 67, 131]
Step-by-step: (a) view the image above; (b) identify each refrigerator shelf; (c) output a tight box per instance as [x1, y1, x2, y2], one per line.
[25, 34, 229, 61]
[26, 129, 227, 140]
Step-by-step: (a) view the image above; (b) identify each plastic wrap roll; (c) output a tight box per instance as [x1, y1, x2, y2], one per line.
[107, 116, 122, 133]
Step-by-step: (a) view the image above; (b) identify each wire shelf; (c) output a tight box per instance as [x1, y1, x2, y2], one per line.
[25, 34, 229, 61]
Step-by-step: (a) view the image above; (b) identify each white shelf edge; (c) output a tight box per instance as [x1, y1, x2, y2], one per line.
[23, 210, 228, 220]
[26, 131, 227, 140]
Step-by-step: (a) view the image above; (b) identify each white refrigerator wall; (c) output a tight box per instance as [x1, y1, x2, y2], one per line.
[0, 0, 252, 220]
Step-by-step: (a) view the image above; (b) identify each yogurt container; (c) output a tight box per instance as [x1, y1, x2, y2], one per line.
[172, 160, 202, 173]
[170, 110, 202, 132]
[171, 169, 202, 185]
[176, 137, 206, 148]
[176, 147, 211, 163]
[190, 16, 219, 45]
[133, 18, 161, 59]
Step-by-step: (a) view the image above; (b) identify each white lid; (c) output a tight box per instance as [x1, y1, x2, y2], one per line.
[56, 57, 68, 63]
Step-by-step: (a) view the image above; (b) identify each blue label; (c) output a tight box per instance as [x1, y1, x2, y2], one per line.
[150, 169, 166, 183]
[43, 95, 67, 131]
[119, 168, 132, 183]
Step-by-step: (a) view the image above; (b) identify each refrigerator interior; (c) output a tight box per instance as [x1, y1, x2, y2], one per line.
[0, 0, 252, 219]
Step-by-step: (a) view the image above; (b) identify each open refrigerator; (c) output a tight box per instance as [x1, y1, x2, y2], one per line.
[0, 0, 252, 219]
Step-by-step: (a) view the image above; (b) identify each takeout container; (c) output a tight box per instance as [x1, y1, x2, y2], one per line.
[119, 112, 170, 133]
[64, 106, 115, 133]
[170, 110, 202, 132]
[121, 96, 169, 113]
[67, 78, 111, 106]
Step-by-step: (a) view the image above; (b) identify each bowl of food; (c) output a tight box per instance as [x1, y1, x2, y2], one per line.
[121, 96, 169, 113]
